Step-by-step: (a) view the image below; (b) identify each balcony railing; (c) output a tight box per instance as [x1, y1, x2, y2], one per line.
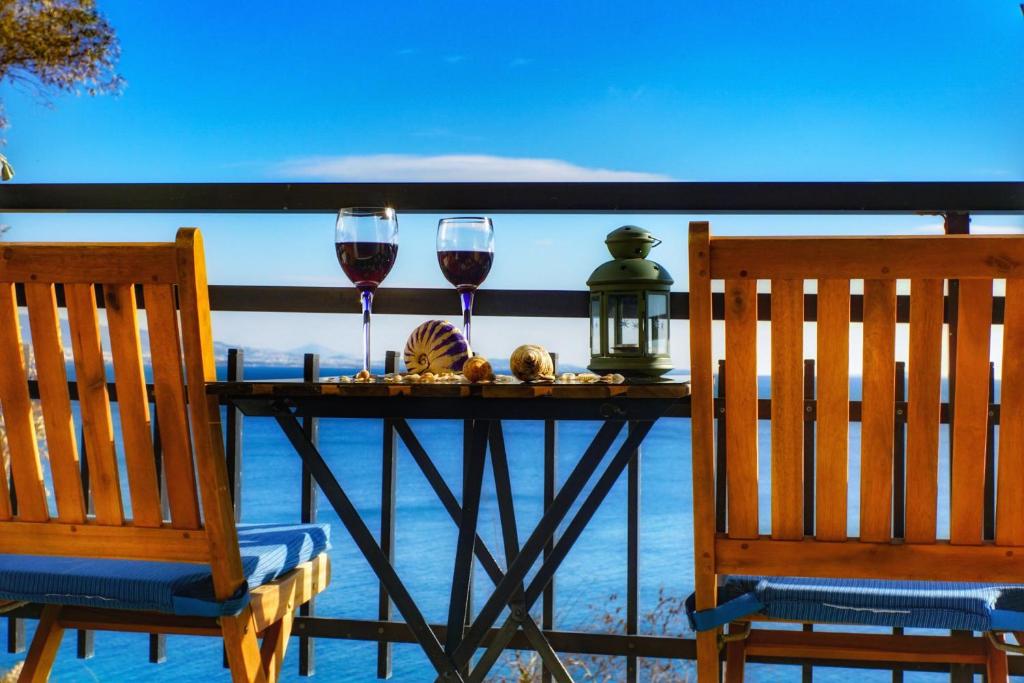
[2, 181, 1024, 681]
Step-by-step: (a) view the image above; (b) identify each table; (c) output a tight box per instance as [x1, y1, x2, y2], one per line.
[207, 378, 690, 682]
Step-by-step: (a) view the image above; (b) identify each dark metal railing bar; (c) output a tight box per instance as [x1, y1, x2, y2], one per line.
[984, 362, 996, 542]
[10, 283, 1009, 325]
[541, 353, 558, 683]
[893, 362, 907, 541]
[225, 349, 244, 520]
[802, 360, 816, 537]
[149, 411, 168, 664]
[5, 613, 23, 656]
[299, 352, 320, 677]
[625, 422, 641, 683]
[6, 454, 23, 654]
[801, 360, 816, 683]
[76, 423, 95, 661]
[288, 615, 1024, 676]
[376, 350, 399, 679]
[890, 362, 907, 683]
[205, 287, 1006, 326]
[2, 181, 1023, 214]
[715, 360, 728, 534]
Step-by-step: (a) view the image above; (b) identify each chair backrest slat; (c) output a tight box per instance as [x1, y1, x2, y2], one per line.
[710, 235, 1024, 280]
[723, 278, 759, 538]
[949, 279, 993, 546]
[23, 282, 87, 523]
[105, 283, 162, 527]
[0, 244, 180, 284]
[769, 278, 804, 540]
[997, 278, 1024, 546]
[904, 278, 944, 544]
[0, 283, 49, 521]
[65, 282, 124, 525]
[859, 278, 897, 542]
[144, 283, 201, 529]
[814, 279, 850, 541]
[175, 230, 246, 600]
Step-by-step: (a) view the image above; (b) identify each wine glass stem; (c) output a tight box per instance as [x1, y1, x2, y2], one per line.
[460, 289, 475, 348]
[360, 289, 374, 372]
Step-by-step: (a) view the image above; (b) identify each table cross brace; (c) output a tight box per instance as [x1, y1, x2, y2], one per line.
[393, 418, 584, 681]
[274, 411, 465, 681]
[445, 420, 654, 681]
[465, 421, 655, 680]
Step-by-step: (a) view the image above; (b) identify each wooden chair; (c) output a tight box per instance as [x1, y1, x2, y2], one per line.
[0, 228, 330, 682]
[687, 221, 1024, 681]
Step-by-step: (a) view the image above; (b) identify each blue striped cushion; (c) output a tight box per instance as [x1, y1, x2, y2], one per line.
[0, 523, 330, 617]
[687, 576, 1024, 632]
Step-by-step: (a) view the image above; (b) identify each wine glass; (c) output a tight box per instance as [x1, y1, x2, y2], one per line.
[436, 216, 494, 346]
[335, 207, 399, 373]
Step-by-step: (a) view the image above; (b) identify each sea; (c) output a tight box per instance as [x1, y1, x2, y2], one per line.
[0, 367, 977, 682]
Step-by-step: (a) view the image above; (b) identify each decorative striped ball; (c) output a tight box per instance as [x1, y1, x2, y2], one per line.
[403, 320, 471, 374]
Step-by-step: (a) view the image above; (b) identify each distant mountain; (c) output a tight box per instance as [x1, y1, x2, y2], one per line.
[286, 343, 341, 357]
[212, 341, 361, 367]
[14, 311, 351, 369]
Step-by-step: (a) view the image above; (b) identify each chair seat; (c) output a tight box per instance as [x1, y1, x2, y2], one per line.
[687, 576, 1024, 633]
[0, 523, 330, 617]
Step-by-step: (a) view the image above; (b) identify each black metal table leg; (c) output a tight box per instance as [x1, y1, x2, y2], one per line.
[488, 422, 573, 683]
[393, 419, 554, 654]
[274, 411, 464, 682]
[446, 420, 490, 656]
[459, 421, 654, 681]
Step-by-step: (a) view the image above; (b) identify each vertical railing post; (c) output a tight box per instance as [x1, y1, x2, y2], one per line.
[626, 420, 641, 683]
[891, 361, 907, 683]
[715, 360, 727, 534]
[541, 353, 559, 683]
[893, 361, 907, 540]
[149, 412, 168, 664]
[6, 465, 23, 654]
[226, 348, 245, 521]
[77, 424, 95, 660]
[377, 350, 399, 679]
[984, 362, 996, 541]
[299, 352, 320, 677]
[801, 359, 815, 683]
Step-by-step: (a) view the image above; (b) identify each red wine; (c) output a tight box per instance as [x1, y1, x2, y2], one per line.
[336, 241, 398, 290]
[437, 250, 493, 290]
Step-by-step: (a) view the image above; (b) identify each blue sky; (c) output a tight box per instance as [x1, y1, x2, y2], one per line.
[2, 1, 1023, 367]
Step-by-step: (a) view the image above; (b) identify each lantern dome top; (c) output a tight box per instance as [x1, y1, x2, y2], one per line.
[604, 225, 659, 259]
[588, 226, 673, 288]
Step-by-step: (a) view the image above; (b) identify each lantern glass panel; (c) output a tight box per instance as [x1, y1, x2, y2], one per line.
[606, 292, 640, 354]
[590, 294, 602, 355]
[647, 291, 669, 356]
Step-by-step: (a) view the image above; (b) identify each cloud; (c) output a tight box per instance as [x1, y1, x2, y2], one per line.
[274, 154, 671, 182]
[510, 57, 533, 67]
[444, 55, 466, 64]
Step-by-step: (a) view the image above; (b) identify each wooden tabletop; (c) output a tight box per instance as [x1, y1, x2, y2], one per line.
[207, 378, 690, 401]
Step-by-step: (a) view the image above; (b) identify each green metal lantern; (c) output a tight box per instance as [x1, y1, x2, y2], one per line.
[587, 226, 674, 377]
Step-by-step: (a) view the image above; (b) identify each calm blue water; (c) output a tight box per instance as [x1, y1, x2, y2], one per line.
[0, 368, 977, 681]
